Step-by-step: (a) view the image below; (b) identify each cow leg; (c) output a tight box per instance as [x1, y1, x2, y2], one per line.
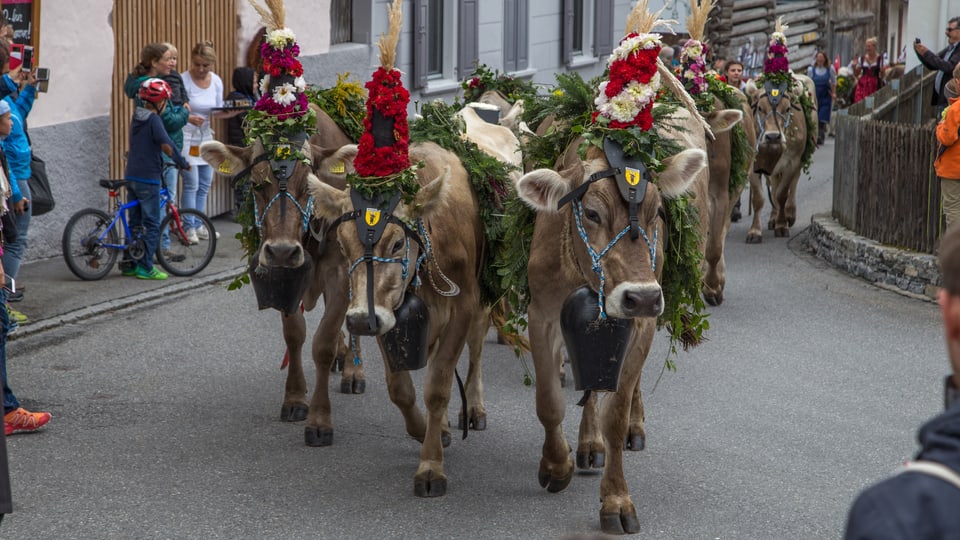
[598, 324, 652, 535]
[746, 172, 765, 244]
[703, 173, 731, 306]
[304, 292, 348, 447]
[576, 391, 604, 470]
[771, 171, 791, 238]
[625, 375, 645, 451]
[338, 330, 367, 394]
[414, 305, 475, 498]
[531, 315, 575, 493]
[458, 307, 488, 431]
[279, 310, 309, 422]
[783, 169, 801, 229]
[382, 361, 426, 442]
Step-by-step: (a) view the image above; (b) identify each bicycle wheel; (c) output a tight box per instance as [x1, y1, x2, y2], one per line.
[157, 209, 217, 276]
[62, 208, 120, 280]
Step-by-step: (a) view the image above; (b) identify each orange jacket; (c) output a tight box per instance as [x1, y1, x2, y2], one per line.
[936, 96, 960, 179]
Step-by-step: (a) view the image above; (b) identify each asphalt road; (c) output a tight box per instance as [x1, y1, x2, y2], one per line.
[1, 137, 948, 539]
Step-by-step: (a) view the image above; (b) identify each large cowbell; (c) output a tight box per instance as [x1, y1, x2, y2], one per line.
[249, 250, 313, 316]
[561, 287, 635, 392]
[381, 292, 430, 372]
[603, 137, 650, 239]
[763, 79, 789, 107]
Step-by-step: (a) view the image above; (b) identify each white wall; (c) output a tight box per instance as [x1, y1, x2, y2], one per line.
[237, 0, 331, 63]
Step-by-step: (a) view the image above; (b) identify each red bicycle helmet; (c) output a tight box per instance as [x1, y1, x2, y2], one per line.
[139, 78, 173, 103]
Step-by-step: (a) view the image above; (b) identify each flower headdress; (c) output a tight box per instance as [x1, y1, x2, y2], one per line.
[679, 0, 717, 97]
[245, 0, 316, 159]
[763, 17, 791, 85]
[348, 0, 419, 201]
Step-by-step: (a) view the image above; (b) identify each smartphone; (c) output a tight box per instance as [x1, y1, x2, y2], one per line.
[35, 67, 49, 81]
[21, 45, 34, 71]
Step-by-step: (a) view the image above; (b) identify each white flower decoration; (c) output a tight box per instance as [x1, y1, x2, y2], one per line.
[266, 27, 297, 49]
[594, 73, 660, 123]
[682, 40, 703, 60]
[259, 74, 271, 96]
[294, 76, 307, 93]
[272, 83, 298, 106]
[608, 32, 663, 64]
[771, 31, 786, 45]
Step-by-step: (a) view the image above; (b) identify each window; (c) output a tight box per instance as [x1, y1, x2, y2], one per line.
[563, 0, 614, 65]
[503, 0, 529, 72]
[330, 0, 371, 45]
[413, 0, 478, 89]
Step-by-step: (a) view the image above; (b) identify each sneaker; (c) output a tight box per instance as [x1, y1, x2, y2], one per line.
[135, 266, 168, 280]
[162, 250, 187, 263]
[196, 225, 220, 240]
[121, 265, 138, 277]
[4, 407, 51, 436]
[185, 228, 199, 245]
[6, 288, 23, 302]
[7, 305, 27, 324]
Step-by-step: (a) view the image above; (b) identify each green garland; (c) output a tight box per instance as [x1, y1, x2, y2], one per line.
[461, 63, 538, 104]
[303, 73, 367, 141]
[408, 100, 517, 308]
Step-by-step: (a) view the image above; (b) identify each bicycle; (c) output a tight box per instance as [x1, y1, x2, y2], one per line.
[62, 177, 217, 280]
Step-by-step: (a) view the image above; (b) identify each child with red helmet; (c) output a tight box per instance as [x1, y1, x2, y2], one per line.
[122, 78, 191, 280]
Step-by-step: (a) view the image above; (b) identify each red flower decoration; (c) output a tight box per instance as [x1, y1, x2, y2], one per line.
[353, 67, 411, 177]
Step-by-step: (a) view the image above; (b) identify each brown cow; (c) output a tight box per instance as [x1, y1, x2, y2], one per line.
[515, 105, 709, 534]
[701, 92, 755, 305]
[199, 107, 364, 447]
[312, 141, 487, 497]
[744, 73, 816, 241]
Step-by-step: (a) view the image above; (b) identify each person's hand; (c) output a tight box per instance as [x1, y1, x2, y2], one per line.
[24, 69, 38, 87]
[7, 67, 22, 84]
[13, 199, 29, 214]
[188, 114, 205, 127]
[915, 42, 930, 56]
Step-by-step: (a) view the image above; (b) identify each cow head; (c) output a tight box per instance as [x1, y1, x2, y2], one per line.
[312, 144, 451, 336]
[516, 138, 707, 319]
[746, 78, 805, 175]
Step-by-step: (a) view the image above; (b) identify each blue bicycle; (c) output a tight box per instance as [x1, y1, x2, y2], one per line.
[61, 178, 217, 280]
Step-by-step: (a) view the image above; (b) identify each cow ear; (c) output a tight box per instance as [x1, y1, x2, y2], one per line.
[313, 144, 357, 186]
[500, 99, 524, 131]
[516, 168, 570, 212]
[656, 148, 708, 198]
[310, 176, 351, 217]
[200, 141, 251, 177]
[706, 109, 743, 134]
[744, 80, 761, 104]
[410, 165, 450, 218]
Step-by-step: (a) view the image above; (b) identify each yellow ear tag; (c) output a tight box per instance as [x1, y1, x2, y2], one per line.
[329, 161, 345, 174]
[218, 161, 232, 174]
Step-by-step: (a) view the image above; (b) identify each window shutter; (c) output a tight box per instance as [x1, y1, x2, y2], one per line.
[504, 0, 517, 72]
[413, 0, 429, 88]
[594, 0, 614, 58]
[562, 0, 574, 65]
[516, 0, 528, 71]
[458, 0, 479, 80]
[352, 0, 371, 44]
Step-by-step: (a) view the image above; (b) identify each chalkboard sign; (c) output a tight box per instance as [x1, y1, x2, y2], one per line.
[1, 0, 40, 49]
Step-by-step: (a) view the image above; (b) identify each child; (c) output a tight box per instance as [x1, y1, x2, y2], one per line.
[936, 63, 960, 228]
[122, 78, 190, 280]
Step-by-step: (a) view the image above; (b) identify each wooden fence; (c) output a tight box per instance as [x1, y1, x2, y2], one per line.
[110, 0, 238, 218]
[832, 67, 942, 253]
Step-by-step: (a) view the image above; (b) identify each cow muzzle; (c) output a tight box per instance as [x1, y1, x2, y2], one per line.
[346, 305, 397, 336]
[260, 240, 305, 268]
[606, 282, 664, 319]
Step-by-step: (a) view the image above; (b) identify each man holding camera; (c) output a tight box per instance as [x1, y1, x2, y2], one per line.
[844, 225, 960, 538]
[915, 17, 960, 117]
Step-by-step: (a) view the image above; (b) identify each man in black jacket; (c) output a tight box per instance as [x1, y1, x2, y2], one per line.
[844, 225, 960, 539]
[916, 16, 960, 116]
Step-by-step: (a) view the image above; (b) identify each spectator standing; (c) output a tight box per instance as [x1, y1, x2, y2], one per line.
[916, 17, 960, 117]
[851, 37, 884, 103]
[935, 65, 960, 228]
[180, 41, 226, 243]
[807, 51, 837, 145]
[0, 99, 49, 436]
[843, 223, 960, 539]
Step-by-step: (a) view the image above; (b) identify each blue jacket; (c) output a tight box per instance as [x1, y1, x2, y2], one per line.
[844, 400, 960, 539]
[1, 85, 36, 203]
[124, 107, 189, 185]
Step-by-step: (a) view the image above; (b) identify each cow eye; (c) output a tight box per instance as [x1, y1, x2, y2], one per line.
[391, 238, 404, 254]
[584, 208, 602, 225]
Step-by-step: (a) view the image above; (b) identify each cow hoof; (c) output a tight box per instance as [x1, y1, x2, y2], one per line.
[746, 233, 763, 244]
[414, 472, 447, 497]
[704, 292, 722, 306]
[538, 460, 574, 493]
[774, 227, 790, 238]
[304, 426, 333, 447]
[600, 509, 641, 535]
[787, 216, 796, 227]
[441, 431, 452, 448]
[624, 432, 646, 451]
[457, 411, 487, 431]
[576, 449, 605, 469]
[731, 210, 741, 223]
[280, 403, 308, 422]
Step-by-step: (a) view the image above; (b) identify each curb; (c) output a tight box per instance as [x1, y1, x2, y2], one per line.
[806, 213, 941, 302]
[9, 265, 246, 341]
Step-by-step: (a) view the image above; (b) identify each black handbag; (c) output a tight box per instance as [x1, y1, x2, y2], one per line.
[27, 154, 54, 215]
